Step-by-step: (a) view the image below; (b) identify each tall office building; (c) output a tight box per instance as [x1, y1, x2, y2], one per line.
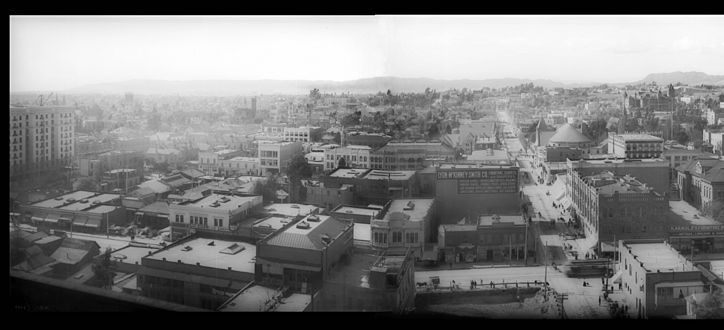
[9, 105, 75, 178]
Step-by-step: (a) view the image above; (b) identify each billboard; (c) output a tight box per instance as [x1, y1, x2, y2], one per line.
[437, 169, 518, 194]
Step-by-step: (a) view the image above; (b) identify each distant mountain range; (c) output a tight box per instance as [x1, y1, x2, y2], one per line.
[62, 72, 724, 96]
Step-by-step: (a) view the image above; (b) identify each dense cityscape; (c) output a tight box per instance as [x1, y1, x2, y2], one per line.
[9, 15, 724, 317]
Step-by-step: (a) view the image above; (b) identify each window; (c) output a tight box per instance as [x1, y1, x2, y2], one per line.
[392, 231, 402, 243]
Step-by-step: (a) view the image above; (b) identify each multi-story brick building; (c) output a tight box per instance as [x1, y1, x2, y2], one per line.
[323, 145, 371, 171]
[567, 158, 670, 195]
[10, 105, 75, 179]
[257, 141, 303, 175]
[568, 170, 682, 252]
[676, 158, 724, 213]
[609, 133, 664, 160]
[617, 239, 707, 319]
[370, 141, 456, 171]
[435, 163, 520, 224]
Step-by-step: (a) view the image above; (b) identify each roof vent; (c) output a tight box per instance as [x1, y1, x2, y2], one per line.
[54, 197, 64, 201]
[220, 197, 230, 203]
[207, 241, 215, 246]
[308, 215, 320, 222]
[210, 202, 220, 207]
[296, 221, 311, 229]
[182, 246, 193, 252]
[403, 201, 415, 211]
[321, 234, 331, 244]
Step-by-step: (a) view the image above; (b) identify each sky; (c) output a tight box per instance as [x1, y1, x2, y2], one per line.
[10, 15, 724, 91]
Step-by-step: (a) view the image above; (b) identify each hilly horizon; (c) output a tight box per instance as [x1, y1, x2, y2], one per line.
[20, 71, 724, 96]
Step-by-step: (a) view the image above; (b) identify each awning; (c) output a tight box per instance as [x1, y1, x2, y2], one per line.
[610, 270, 624, 284]
[654, 281, 705, 289]
[45, 214, 60, 223]
[84, 218, 101, 228]
[31, 216, 45, 223]
[73, 218, 88, 226]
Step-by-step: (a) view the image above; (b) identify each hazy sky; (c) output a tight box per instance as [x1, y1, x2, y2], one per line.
[10, 15, 724, 91]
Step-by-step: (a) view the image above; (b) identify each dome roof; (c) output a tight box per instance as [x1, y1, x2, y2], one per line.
[547, 124, 591, 145]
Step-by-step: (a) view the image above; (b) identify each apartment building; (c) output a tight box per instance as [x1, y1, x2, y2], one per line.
[10, 105, 75, 178]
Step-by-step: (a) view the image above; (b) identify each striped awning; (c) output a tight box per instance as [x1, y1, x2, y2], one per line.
[31, 216, 45, 222]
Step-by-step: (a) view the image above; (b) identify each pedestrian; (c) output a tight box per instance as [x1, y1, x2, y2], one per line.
[619, 282, 623, 290]
[599, 296, 601, 306]
[602, 277, 605, 285]
[490, 281, 494, 288]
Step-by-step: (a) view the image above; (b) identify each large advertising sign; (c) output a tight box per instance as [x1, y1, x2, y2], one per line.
[669, 225, 724, 238]
[437, 169, 518, 194]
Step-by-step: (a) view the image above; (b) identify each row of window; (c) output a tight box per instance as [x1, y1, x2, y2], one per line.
[174, 214, 225, 227]
[373, 231, 420, 244]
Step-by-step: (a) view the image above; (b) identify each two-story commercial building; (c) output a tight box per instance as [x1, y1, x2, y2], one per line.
[369, 199, 434, 259]
[168, 193, 263, 240]
[254, 214, 354, 294]
[609, 133, 664, 160]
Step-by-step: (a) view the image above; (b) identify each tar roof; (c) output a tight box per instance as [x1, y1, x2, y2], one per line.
[253, 216, 294, 230]
[478, 214, 526, 226]
[265, 214, 351, 250]
[32, 191, 97, 208]
[111, 245, 159, 266]
[179, 194, 259, 211]
[328, 168, 369, 178]
[624, 242, 696, 273]
[219, 285, 312, 312]
[332, 206, 380, 217]
[384, 199, 434, 222]
[617, 134, 664, 142]
[362, 170, 415, 181]
[146, 237, 256, 274]
[261, 203, 318, 217]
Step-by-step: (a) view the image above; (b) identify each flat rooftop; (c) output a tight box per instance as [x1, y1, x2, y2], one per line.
[146, 237, 256, 274]
[384, 199, 434, 222]
[111, 245, 159, 266]
[326, 252, 407, 289]
[438, 163, 517, 169]
[362, 170, 416, 181]
[478, 214, 526, 226]
[328, 168, 369, 179]
[178, 194, 260, 211]
[253, 216, 294, 231]
[466, 149, 510, 163]
[624, 242, 696, 273]
[31, 191, 97, 208]
[332, 206, 380, 218]
[261, 203, 318, 217]
[219, 285, 311, 312]
[616, 134, 664, 142]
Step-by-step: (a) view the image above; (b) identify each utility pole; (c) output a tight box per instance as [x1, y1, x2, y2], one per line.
[544, 241, 549, 296]
[524, 217, 529, 265]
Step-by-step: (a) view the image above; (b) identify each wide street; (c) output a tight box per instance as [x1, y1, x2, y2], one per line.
[410, 109, 611, 318]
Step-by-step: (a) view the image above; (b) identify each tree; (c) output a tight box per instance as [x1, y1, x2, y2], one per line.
[340, 111, 361, 127]
[92, 247, 115, 289]
[261, 175, 281, 204]
[676, 131, 690, 145]
[309, 88, 321, 101]
[286, 155, 312, 203]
